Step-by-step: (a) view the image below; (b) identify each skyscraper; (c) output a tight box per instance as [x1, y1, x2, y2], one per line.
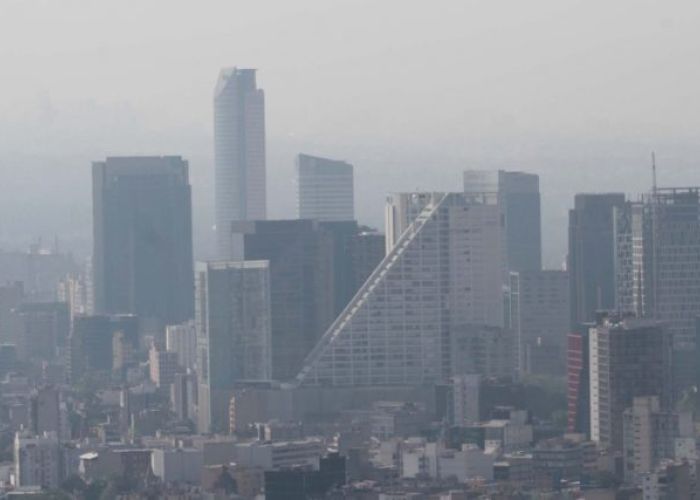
[463, 170, 541, 272]
[296, 154, 354, 221]
[165, 321, 197, 372]
[347, 229, 386, 293]
[568, 193, 625, 329]
[196, 261, 272, 433]
[28, 386, 61, 437]
[589, 316, 671, 452]
[214, 67, 266, 258]
[518, 270, 570, 375]
[68, 314, 138, 383]
[15, 302, 70, 361]
[296, 192, 507, 387]
[229, 220, 335, 381]
[614, 187, 700, 392]
[92, 156, 194, 330]
[149, 345, 180, 388]
[227, 219, 385, 381]
[384, 192, 441, 253]
[567, 330, 590, 436]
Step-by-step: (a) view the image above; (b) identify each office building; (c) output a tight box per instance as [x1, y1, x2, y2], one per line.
[615, 188, 700, 391]
[233, 438, 324, 471]
[317, 221, 365, 318]
[296, 153, 354, 221]
[482, 408, 533, 453]
[384, 192, 441, 253]
[0, 343, 17, 376]
[567, 331, 590, 436]
[639, 461, 694, 500]
[149, 345, 180, 388]
[532, 435, 597, 486]
[0, 282, 24, 349]
[229, 220, 336, 381]
[589, 317, 672, 452]
[464, 170, 541, 272]
[518, 270, 569, 375]
[14, 431, 61, 490]
[151, 448, 203, 485]
[568, 193, 625, 329]
[171, 372, 197, 422]
[68, 314, 138, 383]
[112, 330, 134, 377]
[494, 453, 535, 487]
[92, 156, 194, 330]
[450, 324, 515, 379]
[0, 248, 78, 303]
[57, 272, 92, 322]
[264, 453, 346, 500]
[348, 230, 385, 291]
[28, 386, 61, 438]
[15, 302, 70, 361]
[370, 401, 430, 440]
[401, 441, 494, 482]
[165, 321, 197, 372]
[214, 67, 266, 258]
[622, 396, 692, 483]
[451, 375, 481, 426]
[196, 261, 272, 433]
[296, 192, 507, 387]
[316, 221, 385, 318]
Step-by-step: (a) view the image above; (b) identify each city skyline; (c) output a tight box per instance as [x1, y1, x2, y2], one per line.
[3, 3, 700, 497]
[5, 2, 700, 267]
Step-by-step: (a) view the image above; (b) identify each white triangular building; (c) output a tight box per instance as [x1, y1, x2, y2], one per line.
[295, 192, 510, 387]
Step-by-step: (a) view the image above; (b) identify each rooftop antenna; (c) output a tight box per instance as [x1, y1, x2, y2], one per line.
[652, 151, 657, 196]
[650, 151, 659, 319]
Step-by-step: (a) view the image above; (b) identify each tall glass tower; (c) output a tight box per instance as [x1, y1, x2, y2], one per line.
[214, 67, 266, 258]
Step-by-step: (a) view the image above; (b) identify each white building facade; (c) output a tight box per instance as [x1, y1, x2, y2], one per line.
[214, 67, 266, 259]
[297, 192, 507, 387]
[296, 154, 354, 221]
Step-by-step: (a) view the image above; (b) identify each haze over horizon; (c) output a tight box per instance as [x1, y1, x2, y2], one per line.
[2, 0, 700, 266]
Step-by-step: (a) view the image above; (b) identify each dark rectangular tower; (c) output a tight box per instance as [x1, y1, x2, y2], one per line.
[568, 193, 625, 329]
[92, 156, 194, 331]
[231, 220, 335, 381]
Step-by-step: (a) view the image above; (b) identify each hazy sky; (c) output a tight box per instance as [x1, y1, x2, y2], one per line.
[2, 0, 700, 265]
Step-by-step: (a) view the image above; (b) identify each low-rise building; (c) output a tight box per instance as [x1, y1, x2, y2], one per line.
[493, 451, 534, 487]
[370, 402, 429, 440]
[533, 435, 597, 487]
[233, 438, 324, 471]
[400, 440, 494, 482]
[151, 447, 203, 485]
[482, 408, 533, 453]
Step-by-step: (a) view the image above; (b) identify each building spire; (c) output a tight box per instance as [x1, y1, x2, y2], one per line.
[651, 151, 657, 196]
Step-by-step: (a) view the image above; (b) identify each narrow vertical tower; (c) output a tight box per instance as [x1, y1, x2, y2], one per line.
[214, 67, 266, 258]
